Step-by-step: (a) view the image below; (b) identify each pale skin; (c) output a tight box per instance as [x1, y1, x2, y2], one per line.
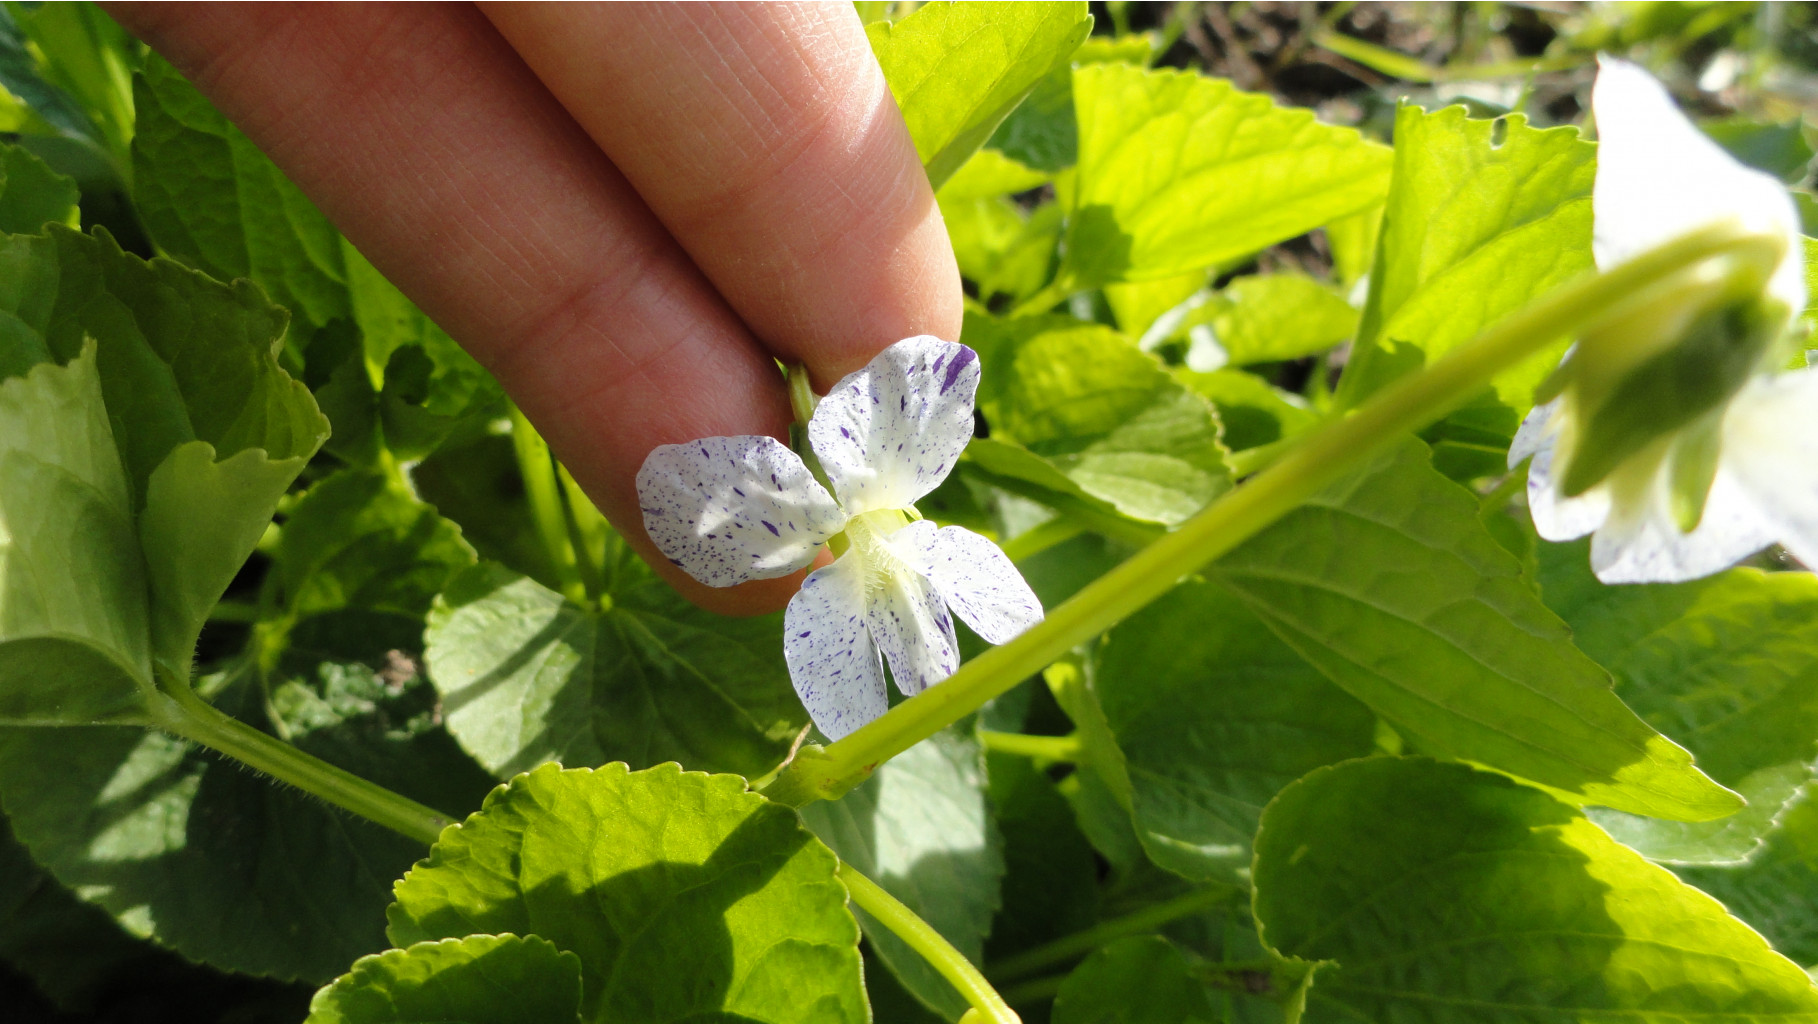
[104, 2, 964, 616]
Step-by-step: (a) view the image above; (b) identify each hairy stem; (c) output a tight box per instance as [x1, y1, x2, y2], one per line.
[838, 862, 1020, 1024]
[761, 223, 1782, 804]
[987, 885, 1233, 983]
[149, 681, 454, 846]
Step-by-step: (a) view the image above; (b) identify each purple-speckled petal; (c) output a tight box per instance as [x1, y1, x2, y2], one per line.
[892, 520, 1043, 645]
[636, 435, 845, 588]
[864, 561, 960, 697]
[784, 555, 888, 740]
[808, 336, 980, 515]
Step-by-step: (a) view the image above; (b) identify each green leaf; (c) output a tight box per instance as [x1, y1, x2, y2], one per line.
[970, 313, 1232, 526]
[0, 346, 149, 724]
[0, 5, 113, 157]
[1539, 541, 1818, 864]
[801, 727, 1003, 1020]
[273, 470, 476, 626]
[1254, 757, 1818, 1021]
[0, 644, 489, 982]
[0, 140, 76, 235]
[1703, 115, 1815, 184]
[131, 52, 352, 336]
[984, 751, 1099, 961]
[140, 441, 304, 674]
[1323, 203, 1381, 288]
[1092, 580, 1377, 881]
[1103, 268, 1206, 341]
[1337, 106, 1594, 437]
[0, 811, 178, 1013]
[1174, 369, 1317, 453]
[11, 224, 327, 503]
[1679, 786, 1818, 966]
[941, 196, 1061, 303]
[867, 1, 1093, 191]
[988, 35, 1155, 173]
[936, 147, 1049, 201]
[4, 2, 134, 166]
[388, 762, 866, 1024]
[425, 560, 805, 781]
[1063, 63, 1391, 289]
[1181, 274, 1358, 368]
[305, 934, 583, 1024]
[1050, 936, 1219, 1024]
[1212, 439, 1738, 821]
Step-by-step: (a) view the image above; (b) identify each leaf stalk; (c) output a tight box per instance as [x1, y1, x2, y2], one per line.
[837, 860, 1020, 1024]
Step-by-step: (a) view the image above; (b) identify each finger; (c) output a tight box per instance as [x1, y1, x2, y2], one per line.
[106, 1, 804, 615]
[479, 2, 963, 388]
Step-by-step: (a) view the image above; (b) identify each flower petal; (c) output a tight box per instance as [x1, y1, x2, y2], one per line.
[784, 555, 887, 741]
[1589, 467, 1774, 583]
[1525, 432, 1612, 542]
[808, 336, 980, 515]
[864, 561, 960, 698]
[1593, 56, 1804, 313]
[892, 520, 1044, 644]
[637, 435, 845, 587]
[1723, 370, 1818, 569]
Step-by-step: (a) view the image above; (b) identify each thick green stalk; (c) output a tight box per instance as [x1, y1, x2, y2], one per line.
[149, 681, 453, 846]
[838, 862, 1019, 1024]
[760, 223, 1781, 805]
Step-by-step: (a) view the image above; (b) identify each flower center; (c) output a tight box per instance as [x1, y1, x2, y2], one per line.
[832, 508, 914, 595]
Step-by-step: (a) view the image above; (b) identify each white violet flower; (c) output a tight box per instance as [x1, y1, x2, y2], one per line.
[1513, 57, 1818, 583]
[637, 336, 1044, 740]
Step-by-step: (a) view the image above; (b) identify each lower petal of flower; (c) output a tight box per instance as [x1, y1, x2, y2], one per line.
[784, 555, 887, 741]
[865, 567, 960, 698]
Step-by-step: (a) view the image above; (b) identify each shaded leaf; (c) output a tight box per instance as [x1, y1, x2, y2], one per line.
[0, 140, 77, 236]
[1254, 757, 1818, 1021]
[425, 561, 804, 780]
[802, 727, 1003, 1019]
[1093, 581, 1377, 881]
[388, 762, 866, 1024]
[305, 934, 582, 1024]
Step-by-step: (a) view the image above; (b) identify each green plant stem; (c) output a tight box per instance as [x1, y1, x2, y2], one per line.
[508, 404, 587, 606]
[837, 861, 1018, 1024]
[761, 223, 1780, 805]
[978, 730, 1082, 762]
[1478, 467, 1529, 514]
[1009, 279, 1072, 319]
[1226, 437, 1292, 478]
[148, 681, 453, 846]
[998, 518, 1085, 563]
[987, 886, 1233, 983]
[998, 975, 1066, 1007]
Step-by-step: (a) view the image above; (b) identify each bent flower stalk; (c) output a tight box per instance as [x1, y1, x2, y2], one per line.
[637, 336, 1044, 740]
[1516, 56, 1818, 583]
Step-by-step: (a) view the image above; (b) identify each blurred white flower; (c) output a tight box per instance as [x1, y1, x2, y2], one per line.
[637, 337, 1043, 739]
[1515, 57, 1818, 583]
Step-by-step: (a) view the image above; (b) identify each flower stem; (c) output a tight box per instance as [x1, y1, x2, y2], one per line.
[760, 222, 1782, 804]
[508, 404, 588, 606]
[837, 861, 1019, 1024]
[148, 680, 454, 846]
[987, 885, 1233, 983]
[1008, 278, 1072, 319]
[978, 730, 1082, 762]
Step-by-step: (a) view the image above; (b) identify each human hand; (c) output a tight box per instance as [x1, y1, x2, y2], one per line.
[105, 2, 962, 615]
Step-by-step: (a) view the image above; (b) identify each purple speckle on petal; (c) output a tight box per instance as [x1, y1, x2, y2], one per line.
[940, 346, 976, 394]
[841, 427, 853, 440]
[763, 521, 780, 536]
[733, 487, 745, 497]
